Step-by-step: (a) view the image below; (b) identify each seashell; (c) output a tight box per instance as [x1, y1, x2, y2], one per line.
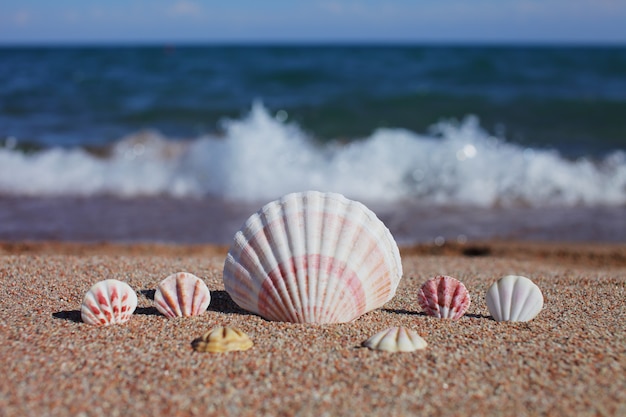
[192, 327, 253, 353]
[486, 275, 544, 322]
[362, 327, 427, 352]
[222, 191, 403, 323]
[417, 275, 471, 319]
[81, 279, 138, 326]
[154, 272, 211, 318]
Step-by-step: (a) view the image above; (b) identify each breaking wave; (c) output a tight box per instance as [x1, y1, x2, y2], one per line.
[1, 103, 624, 207]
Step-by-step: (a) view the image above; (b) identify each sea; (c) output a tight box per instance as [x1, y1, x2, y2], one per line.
[0, 44, 624, 244]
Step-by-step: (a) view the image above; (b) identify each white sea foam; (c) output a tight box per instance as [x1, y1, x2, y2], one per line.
[1, 102, 624, 206]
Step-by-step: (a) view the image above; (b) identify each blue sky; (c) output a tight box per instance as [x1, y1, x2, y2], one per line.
[1, 0, 625, 44]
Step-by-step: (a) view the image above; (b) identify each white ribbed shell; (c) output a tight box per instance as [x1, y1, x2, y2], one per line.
[223, 191, 403, 323]
[154, 272, 211, 318]
[486, 275, 544, 322]
[81, 279, 138, 326]
[363, 327, 427, 352]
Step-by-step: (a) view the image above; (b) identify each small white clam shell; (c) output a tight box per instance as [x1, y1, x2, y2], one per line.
[486, 275, 544, 322]
[81, 279, 138, 326]
[154, 272, 211, 318]
[362, 327, 427, 352]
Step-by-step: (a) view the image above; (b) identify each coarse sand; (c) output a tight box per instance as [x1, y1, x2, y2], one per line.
[0, 241, 624, 417]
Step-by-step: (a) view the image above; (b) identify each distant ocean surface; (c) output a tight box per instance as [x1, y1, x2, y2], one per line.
[0, 45, 624, 244]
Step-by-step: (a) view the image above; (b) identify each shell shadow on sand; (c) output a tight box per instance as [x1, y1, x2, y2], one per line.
[140, 289, 155, 300]
[135, 288, 162, 316]
[134, 307, 161, 316]
[208, 290, 254, 316]
[53, 310, 82, 323]
[381, 308, 491, 320]
[381, 308, 427, 317]
[464, 313, 492, 319]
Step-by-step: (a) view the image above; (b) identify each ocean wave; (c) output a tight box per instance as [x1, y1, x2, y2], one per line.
[1, 102, 624, 207]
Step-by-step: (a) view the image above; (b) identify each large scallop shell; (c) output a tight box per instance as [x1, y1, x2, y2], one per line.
[192, 327, 254, 353]
[362, 327, 427, 352]
[486, 275, 544, 322]
[417, 275, 471, 319]
[154, 272, 211, 318]
[223, 191, 403, 323]
[81, 279, 138, 326]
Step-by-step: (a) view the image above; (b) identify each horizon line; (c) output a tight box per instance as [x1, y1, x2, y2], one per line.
[1, 39, 626, 48]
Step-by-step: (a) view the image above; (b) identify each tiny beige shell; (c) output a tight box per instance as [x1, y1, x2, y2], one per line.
[362, 327, 427, 352]
[192, 327, 253, 353]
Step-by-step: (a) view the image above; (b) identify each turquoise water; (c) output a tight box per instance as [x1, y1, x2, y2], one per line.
[2, 45, 625, 154]
[0, 45, 624, 243]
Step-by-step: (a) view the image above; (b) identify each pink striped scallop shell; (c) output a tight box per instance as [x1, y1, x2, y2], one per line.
[81, 279, 138, 326]
[417, 275, 471, 319]
[154, 272, 211, 318]
[223, 191, 403, 323]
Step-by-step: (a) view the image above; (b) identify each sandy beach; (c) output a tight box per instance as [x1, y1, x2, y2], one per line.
[0, 240, 624, 417]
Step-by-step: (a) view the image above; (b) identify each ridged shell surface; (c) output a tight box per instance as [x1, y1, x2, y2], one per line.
[362, 327, 427, 352]
[154, 272, 211, 318]
[486, 275, 544, 322]
[223, 191, 403, 323]
[81, 279, 138, 326]
[417, 275, 471, 319]
[192, 327, 254, 353]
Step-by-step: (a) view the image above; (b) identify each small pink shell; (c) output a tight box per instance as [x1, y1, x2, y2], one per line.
[417, 275, 471, 319]
[81, 279, 138, 326]
[154, 272, 211, 318]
